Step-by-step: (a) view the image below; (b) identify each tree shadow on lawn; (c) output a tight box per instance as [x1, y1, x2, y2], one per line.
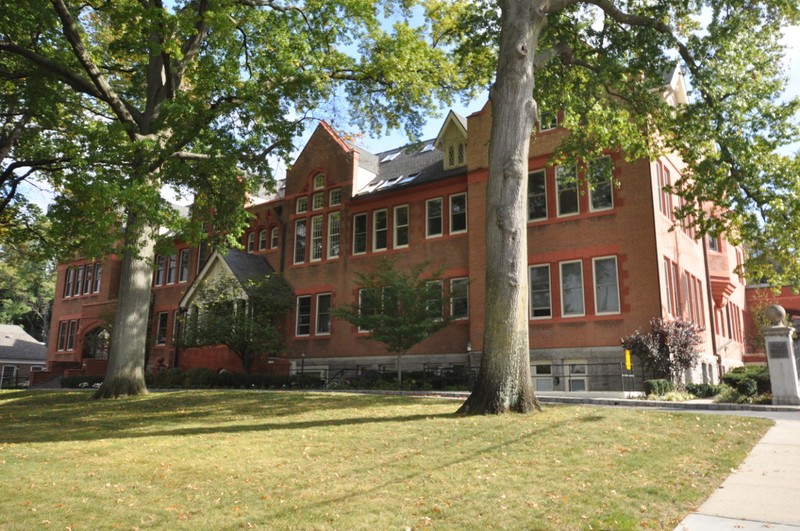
[0, 390, 466, 444]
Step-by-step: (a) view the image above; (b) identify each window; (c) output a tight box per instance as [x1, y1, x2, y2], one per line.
[154, 255, 165, 285]
[312, 192, 324, 210]
[450, 278, 469, 319]
[296, 196, 308, 214]
[247, 232, 256, 252]
[328, 212, 341, 259]
[394, 205, 409, 248]
[294, 219, 306, 264]
[589, 157, 614, 211]
[532, 363, 553, 391]
[270, 227, 279, 249]
[73, 266, 83, 296]
[708, 235, 720, 252]
[556, 166, 579, 217]
[93, 264, 102, 292]
[156, 312, 169, 345]
[259, 229, 267, 250]
[560, 260, 585, 317]
[567, 360, 588, 391]
[179, 249, 190, 283]
[450, 193, 467, 234]
[539, 110, 558, 131]
[64, 268, 74, 298]
[167, 254, 177, 284]
[663, 259, 675, 316]
[373, 209, 388, 251]
[66, 320, 77, 351]
[329, 188, 342, 206]
[448, 145, 455, 167]
[316, 293, 332, 335]
[83, 265, 94, 294]
[353, 213, 368, 254]
[593, 257, 620, 314]
[426, 198, 443, 237]
[357, 289, 372, 333]
[173, 310, 182, 344]
[57, 322, 68, 351]
[528, 170, 547, 221]
[313, 173, 325, 190]
[426, 280, 443, 318]
[296, 295, 311, 336]
[529, 265, 552, 319]
[310, 215, 324, 261]
[457, 143, 465, 165]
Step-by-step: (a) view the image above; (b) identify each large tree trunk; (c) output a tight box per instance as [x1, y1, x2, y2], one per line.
[94, 211, 155, 398]
[458, 0, 543, 414]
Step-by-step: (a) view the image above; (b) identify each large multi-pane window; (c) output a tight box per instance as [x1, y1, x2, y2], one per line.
[296, 295, 311, 336]
[179, 249, 190, 283]
[167, 254, 177, 284]
[328, 212, 341, 259]
[426, 198, 443, 237]
[93, 264, 102, 292]
[394, 205, 409, 248]
[556, 166, 579, 216]
[310, 215, 324, 261]
[450, 278, 469, 319]
[373, 209, 388, 251]
[529, 265, 552, 319]
[57, 322, 68, 351]
[450, 193, 467, 234]
[593, 256, 620, 314]
[312, 192, 324, 210]
[296, 196, 308, 214]
[329, 188, 342, 206]
[294, 219, 306, 264]
[74, 266, 84, 296]
[589, 157, 614, 211]
[156, 312, 169, 345]
[316, 293, 332, 335]
[83, 265, 94, 294]
[353, 213, 368, 254]
[259, 229, 267, 250]
[560, 260, 585, 317]
[154, 255, 165, 285]
[63, 268, 74, 298]
[66, 320, 77, 351]
[426, 280, 443, 318]
[528, 170, 547, 221]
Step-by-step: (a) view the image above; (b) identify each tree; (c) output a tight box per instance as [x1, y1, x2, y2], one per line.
[1, 0, 465, 397]
[441, 0, 799, 413]
[334, 259, 451, 385]
[621, 318, 702, 384]
[179, 273, 293, 373]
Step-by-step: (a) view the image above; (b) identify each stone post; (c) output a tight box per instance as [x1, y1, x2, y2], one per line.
[762, 305, 800, 405]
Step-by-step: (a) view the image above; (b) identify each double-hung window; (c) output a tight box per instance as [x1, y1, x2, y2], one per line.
[560, 260, 585, 317]
[93, 264, 102, 292]
[394, 205, 409, 248]
[328, 212, 341, 259]
[74, 267, 84, 296]
[316, 294, 332, 335]
[353, 213, 368, 254]
[589, 157, 614, 211]
[270, 227, 279, 249]
[294, 219, 307, 264]
[154, 256, 165, 285]
[528, 170, 547, 221]
[450, 278, 469, 319]
[156, 312, 169, 345]
[426, 198, 443, 237]
[556, 166, 579, 217]
[593, 257, 620, 314]
[529, 265, 552, 319]
[247, 232, 256, 252]
[450, 193, 467, 234]
[296, 295, 311, 336]
[64, 269, 74, 298]
[179, 249, 190, 282]
[167, 254, 177, 284]
[259, 229, 267, 250]
[83, 265, 94, 294]
[373, 209, 388, 251]
[310, 215, 323, 261]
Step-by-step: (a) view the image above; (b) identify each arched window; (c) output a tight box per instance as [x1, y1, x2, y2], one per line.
[247, 232, 256, 252]
[259, 229, 267, 250]
[270, 226, 279, 248]
[313, 173, 325, 190]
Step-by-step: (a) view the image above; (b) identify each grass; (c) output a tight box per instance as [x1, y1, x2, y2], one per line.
[0, 390, 771, 530]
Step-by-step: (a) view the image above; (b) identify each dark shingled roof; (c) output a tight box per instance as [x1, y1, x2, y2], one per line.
[220, 249, 275, 295]
[0, 324, 47, 363]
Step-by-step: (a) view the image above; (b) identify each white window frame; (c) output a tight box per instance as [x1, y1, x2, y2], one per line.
[312, 192, 324, 211]
[449, 193, 467, 234]
[593, 256, 620, 315]
[450, 277, 469, 320]
[532, 362, 554, 391]
[539, 110, 558, 131]
[93, 264, 102, 292]
[296, 196, 308, 214]
[373, 209, 388, 252]
[566, 359, 588, 392]
[166, 254, 177, 284]
[327, 212, 341, 259]
[293, 219, 306, 264]
[529, 264, 552, 320]
[315, 293, 332, 335]
[313, 173, 325, 190]
[560, 260, 585, 317]
[155, 312, 169, 345]
[178, 249, 190, 283]
[426, 197, 443, 238]
[357, 289, 371, 333]
[352, 213, 368, 255]
[296, 295, 312, 336]
[259, 229, 267, 251]
[556, 165, 579, 217]
[247, 232, 256, 252]
[310, 215, 324, 262]
[394, 205, 409, 249]
[329, 188, 342, 206]
[588, 157, 614, 212]
[528, 170, 547, 222]
[270, 227, 279, 249]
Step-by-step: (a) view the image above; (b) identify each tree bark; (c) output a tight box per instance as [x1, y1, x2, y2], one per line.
[94, 211, 155, 398]
[458, 0, 543, 414]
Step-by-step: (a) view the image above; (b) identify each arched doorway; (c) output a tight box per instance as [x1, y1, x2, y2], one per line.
[83, 327, 111, 360]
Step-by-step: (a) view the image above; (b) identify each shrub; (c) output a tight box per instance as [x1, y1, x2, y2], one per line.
[685, 383, 724, 398]
[644, 379, 675, 396]
[722, 366, 770, 395]
[621, 318, 702, 383]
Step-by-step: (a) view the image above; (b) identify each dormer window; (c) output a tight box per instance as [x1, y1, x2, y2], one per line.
[445, 142, 466, 170]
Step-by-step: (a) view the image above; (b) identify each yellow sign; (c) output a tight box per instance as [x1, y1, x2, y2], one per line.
[625, 349, 632, 371]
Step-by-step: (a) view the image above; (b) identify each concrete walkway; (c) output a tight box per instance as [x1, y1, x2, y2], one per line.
[674, 414, 800, 530]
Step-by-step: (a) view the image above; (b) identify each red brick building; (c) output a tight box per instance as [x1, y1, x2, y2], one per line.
[47, 77, 750, 390]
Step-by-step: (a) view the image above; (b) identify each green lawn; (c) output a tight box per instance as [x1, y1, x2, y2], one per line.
[0, 390, 771, 530]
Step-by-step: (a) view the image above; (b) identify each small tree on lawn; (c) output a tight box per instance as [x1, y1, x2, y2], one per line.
[334, 259, 451, 385]
[621, 318, 702, 385]
[179, 274, 293, 373]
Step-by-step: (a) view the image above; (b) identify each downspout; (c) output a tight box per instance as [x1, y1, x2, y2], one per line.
[702, 235, 721, 379]
[275, 205, 286, 274]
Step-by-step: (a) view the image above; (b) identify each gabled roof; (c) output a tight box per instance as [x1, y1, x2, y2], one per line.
[433, 110, 468, 150]
[0, 324, 47, 363]
[179, 249, 275, 307]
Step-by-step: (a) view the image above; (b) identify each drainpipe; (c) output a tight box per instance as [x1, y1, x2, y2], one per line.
[702, 235, 721, 379]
